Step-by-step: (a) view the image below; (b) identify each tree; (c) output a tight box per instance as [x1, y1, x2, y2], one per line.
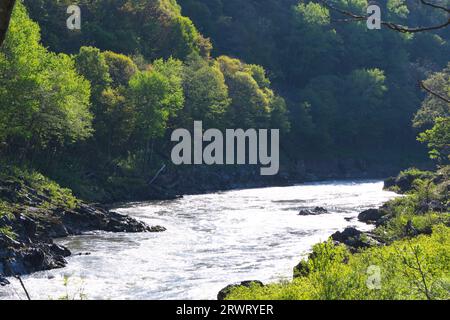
[181, 54, 230, 128]
[414, 63, 450, 128]
[418, 117, 450, 162]
[75, 47, 112, 98]
[217, 56, 273, 129]
[103, 51, 138, 87]
[340, 68, 388, 145]
[128, 58, 184, 168]
[23, 0, 212, 60]
[0, 2, 92, 157]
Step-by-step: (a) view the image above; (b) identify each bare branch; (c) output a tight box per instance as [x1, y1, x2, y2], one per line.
[14, 275, 31, 300]
[420, 0, 450, 14]
[419, 81, 450, 104]
[319, 0, 450, 33]
[0, 0, 16, 47]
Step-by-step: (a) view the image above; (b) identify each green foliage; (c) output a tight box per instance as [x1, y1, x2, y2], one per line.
[24, 0, 211, 60]
[299, 68, 387, 151]
[0, 164, 79, 213]
[387, 0, 409, 19]
[75, 47, 112, 95]
[129, 58, 184, 141]
[0, 201, 12, 218]
[418, 117, 450, 163]
[294, 2, 330, 26]
[0, 0, 444, 201]
[413, 64, 450, 129]
[15, 168, 78, 210]
[0, 2, 92, 152]
[227, 225, 450, 300]
[0, 226, 16, 239]
[228, 165, 450, 300]
[217, 55, 288, 130]
[103, 51, 138, 87]
[377, 171, 449, 242]
[178, 0, 448, 160]
[181, 54, 230, 128]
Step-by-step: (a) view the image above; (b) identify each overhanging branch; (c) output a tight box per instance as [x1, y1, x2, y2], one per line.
[319, 0, 450, 33]
[419, 81, 450, 104]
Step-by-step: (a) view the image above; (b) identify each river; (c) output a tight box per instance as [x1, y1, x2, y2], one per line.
[1, 180, 397, 300]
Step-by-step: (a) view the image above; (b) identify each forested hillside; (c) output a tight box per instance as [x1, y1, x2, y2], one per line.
[179, 0, 449, 157]
[0, 0, 448, 203]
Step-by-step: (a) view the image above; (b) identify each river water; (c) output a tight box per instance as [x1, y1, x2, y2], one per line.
[1, 180, 397, 300]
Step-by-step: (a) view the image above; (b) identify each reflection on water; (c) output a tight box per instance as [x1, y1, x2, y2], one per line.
[1, 180, 397, 300]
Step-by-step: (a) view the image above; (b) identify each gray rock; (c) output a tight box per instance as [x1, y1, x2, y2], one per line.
[358, 209, 386, 224]
[299, 207, 329, 216]
[331, 227, 380, 251]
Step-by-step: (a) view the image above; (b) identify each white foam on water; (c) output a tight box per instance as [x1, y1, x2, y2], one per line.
[1, 180, 398, 300]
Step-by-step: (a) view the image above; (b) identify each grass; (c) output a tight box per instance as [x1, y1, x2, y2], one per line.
[0, 166, 79, 211]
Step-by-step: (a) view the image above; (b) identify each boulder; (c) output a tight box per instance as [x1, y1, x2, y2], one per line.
[358, 208, 386, 224]
[293, 260, 310, 278]
[50, 244, 71, 257]
[299, 207, 329, 216]
[217, 280, 264, 300]
[332, 227, 362, 243]
[331, 227, 380, 250]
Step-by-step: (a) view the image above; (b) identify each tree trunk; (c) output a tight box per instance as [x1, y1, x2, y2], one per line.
[0, 0, 16, 47]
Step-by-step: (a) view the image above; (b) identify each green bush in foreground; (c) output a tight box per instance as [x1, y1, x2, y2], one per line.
[226, 225, 450, 300]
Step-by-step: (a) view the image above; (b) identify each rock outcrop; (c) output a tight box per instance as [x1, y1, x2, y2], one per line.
[217, 280, 264, 300]
[331, 227, 380, 251]
[0, 173, 165, 283]
[298, 207, 329, 216]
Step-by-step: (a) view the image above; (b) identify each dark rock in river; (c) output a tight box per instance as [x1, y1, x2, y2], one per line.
[0, 275, 9, 286]
[217, 280, 264, 300]
[332, 227, 362, 242]
[331, 227, 380, 251]
[358, 208, 386, 224]
[298, 207, 329, 216]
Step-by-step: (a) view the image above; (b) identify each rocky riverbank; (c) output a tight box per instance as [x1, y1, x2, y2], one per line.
[0, 168, 165, 286]
[70, 157, 418, 204]
[218, 166, 450, 299]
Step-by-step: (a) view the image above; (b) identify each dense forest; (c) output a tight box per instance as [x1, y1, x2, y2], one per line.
[0, 0, 449, 301]
[0, 0, 449, 200]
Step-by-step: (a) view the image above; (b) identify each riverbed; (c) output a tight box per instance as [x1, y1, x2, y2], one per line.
[1, 180, 397, 300]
